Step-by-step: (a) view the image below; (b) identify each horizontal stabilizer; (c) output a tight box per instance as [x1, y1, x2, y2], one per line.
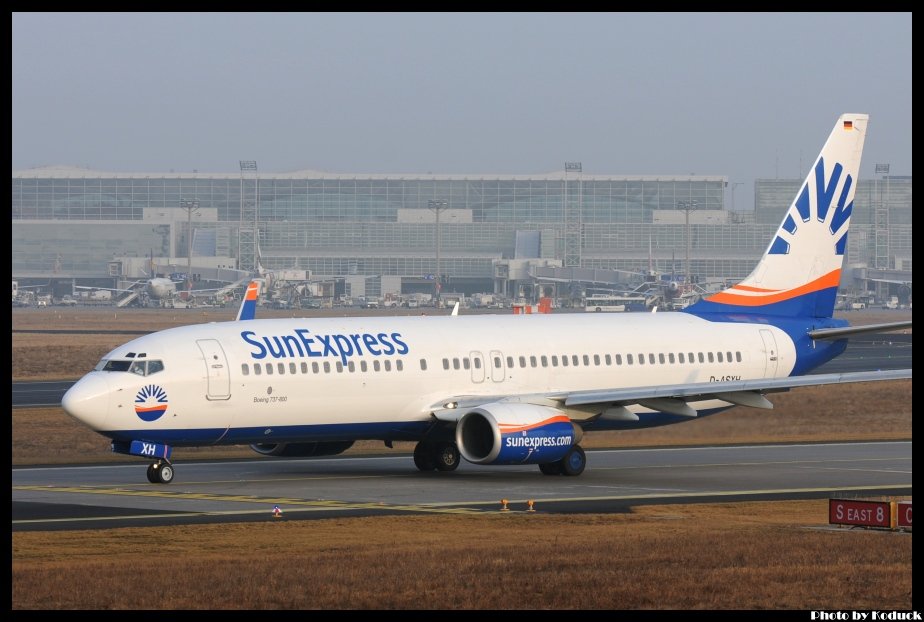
[809, 321, 912, 340]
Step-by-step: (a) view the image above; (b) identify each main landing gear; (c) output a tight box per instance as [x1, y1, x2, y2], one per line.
[413, 441, 461, 472]
[538, 445, 586, 477]
[146, 460, 175, 484]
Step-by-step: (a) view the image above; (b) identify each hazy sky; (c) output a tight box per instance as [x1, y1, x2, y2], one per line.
[12, 12, 912, 210]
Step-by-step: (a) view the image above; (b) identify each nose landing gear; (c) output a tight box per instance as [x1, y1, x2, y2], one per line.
[146, 460, 175, 484]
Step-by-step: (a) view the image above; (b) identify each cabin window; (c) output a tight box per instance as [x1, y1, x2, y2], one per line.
[605, 354, 611, 365]
[301, 362, 308, 374]
[420, 359, 428, 371]
[289, 362, 297, 374]
[361, 361, 368, 372]
[443, 358, 450, 370]
[698, 353, 705, 363]
[689, 352, 696, 363]
[396, 360, 403, 371]
[572, 355, 579, 366]
[668, 353, 675, 364]
[241, 364, 250, 376]
[540, 355, 548, 367]
[736, 351, 742, 362]
[323, 361, 331, 373]
[727, 351, 734, 362]
[384, 360, 392, 371]
[473, 358, 481, 369]
[519, 356, 527, 368]
[495, 356, 504, 368]
[583, 355, 590, 366]
[336, 362, 344, 373]
[529, 356, 537, 368]
[659, 353, 666, 364]
[678, 353, 685, 364]
[551, 355, 559, 367]
[278, 363, 286, 375]
[453, 358, 461, 370]
[463, 358, 471, 370]
[717, 352, 724, 363]
[627, 354, 633, 365]
[505, 356, 513, 368]
[707, 352, 715, 363]
[348, 361, 356, 372]
[593, 354, 600, 366]
[265, 363, 274, 375]
[649, 353, 656, 365]
[312, 362, 320, 373]
[561, 355, 569, 367]
[615, 354, 623, 365]
[373, 360, 380, 372]
[638, 354, 645, 365]
[254, 364, 262, 376]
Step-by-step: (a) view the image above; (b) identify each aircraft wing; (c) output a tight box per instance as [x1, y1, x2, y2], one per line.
[431, 368, 912, 422]
[74, 284, 138, 293]
[808, 321, 911, 340]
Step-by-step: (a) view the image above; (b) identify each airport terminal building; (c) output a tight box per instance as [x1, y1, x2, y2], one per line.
[11, 166, 912, 299]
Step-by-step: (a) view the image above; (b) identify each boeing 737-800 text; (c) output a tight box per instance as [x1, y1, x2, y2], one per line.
[62, 113, 911, 483]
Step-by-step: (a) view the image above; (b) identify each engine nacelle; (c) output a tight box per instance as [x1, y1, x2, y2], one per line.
[249, 441, 354, 458]
[455, 402, 581, 465]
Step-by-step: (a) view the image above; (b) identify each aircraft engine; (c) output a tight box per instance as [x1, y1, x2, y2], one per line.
[249, 441, 355, 458]
[455, 402, 582, 465]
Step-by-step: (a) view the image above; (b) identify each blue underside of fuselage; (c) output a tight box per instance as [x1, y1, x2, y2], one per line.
[101, 407, 736, 446]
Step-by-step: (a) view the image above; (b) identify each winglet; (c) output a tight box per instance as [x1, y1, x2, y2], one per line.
[236, 281, 260, 321]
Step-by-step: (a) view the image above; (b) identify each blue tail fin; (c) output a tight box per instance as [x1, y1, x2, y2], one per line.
[686, 113, 868, 319]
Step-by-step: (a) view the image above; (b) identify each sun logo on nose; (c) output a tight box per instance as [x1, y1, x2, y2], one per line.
[135, 384, 168, 422]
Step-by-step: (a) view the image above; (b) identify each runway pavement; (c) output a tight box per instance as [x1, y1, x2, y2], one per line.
[12, 441, 911, 531]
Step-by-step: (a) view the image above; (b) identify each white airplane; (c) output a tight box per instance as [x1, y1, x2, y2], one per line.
[62, 113, 912, 484]
[75, 277, 181, 300]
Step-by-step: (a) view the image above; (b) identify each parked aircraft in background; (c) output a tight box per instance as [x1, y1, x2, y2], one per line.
[62, 113, 911, 484]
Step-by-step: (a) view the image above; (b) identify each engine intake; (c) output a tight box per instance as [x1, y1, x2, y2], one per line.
[455, 402, 580, 465]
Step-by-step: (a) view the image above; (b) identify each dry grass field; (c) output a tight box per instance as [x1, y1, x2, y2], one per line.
[11, 503, 912, 610]
[11, 307, 912, 610]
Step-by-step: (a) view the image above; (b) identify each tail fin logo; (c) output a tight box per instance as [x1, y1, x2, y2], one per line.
[768, 156, 854, 258]
[135, 384, 169, 422]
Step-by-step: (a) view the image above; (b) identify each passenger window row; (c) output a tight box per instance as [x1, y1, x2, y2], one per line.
[241, 358, 404, 376]
[437, 350, 743, 371]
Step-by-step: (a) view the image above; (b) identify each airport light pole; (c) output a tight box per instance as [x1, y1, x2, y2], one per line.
[677, 200, 698, 286]
[428, 200, 448, 305]
[730, 182, 744, 212]
[180, 199, 200, 293]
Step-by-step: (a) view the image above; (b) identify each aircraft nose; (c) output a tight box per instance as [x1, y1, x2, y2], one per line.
[61, 374, 110, 431]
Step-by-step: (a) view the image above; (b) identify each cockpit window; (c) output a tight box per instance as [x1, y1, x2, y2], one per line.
[101, 359, 164, 375]
[102, 360, 132, 372]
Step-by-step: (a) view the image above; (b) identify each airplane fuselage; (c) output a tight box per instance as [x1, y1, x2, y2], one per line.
[65, 311, 846, 447]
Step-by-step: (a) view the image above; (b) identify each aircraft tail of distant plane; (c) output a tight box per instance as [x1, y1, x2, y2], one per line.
[236, 281, 260, 321]
[687, 113, 868, 319]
